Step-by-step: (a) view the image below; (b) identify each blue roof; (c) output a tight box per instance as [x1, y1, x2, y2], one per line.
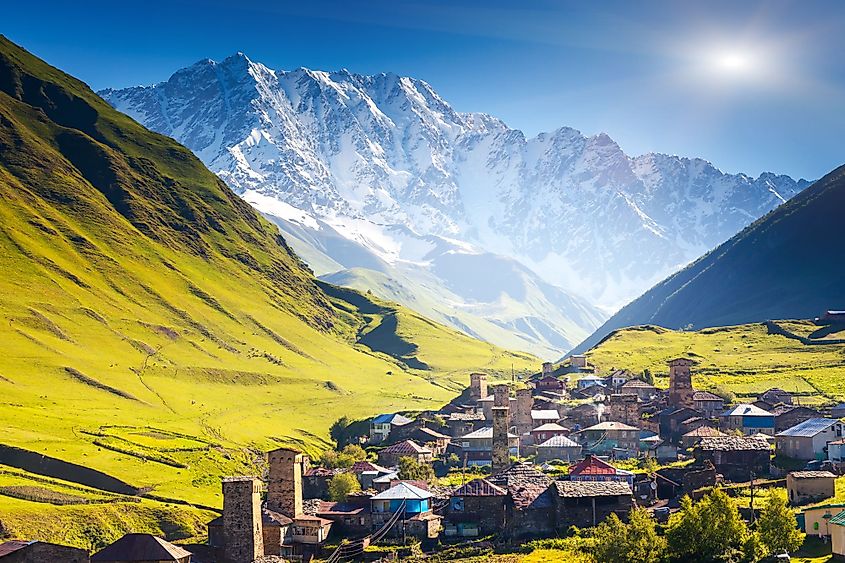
[372, 413, 412, 425]
[777, 418, 840, 438]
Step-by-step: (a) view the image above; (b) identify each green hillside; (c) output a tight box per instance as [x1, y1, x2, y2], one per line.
[0, 36, 535, 546]
[585, 321, 845, 405]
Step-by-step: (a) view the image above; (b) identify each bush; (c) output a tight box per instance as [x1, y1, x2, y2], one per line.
[397, 457, 435, 482]
[328, 473, 361, 501]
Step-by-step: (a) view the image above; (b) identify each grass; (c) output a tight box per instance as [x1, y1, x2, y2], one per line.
[586, 323, 845, 403]
[0, 35, 538, 546]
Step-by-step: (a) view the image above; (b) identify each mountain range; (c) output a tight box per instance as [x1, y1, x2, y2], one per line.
[572, 163, 845, 354]
[0, 34, 535, 527]
[101, 52, 809, 357]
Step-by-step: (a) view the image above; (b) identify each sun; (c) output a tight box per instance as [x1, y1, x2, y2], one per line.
[715, 51, 752, 73]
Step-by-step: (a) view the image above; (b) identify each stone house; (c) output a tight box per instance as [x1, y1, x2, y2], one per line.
[551, 480, 634, 530]
[574, 421, 640, 457]
[444, 412, 485, 437]
[776, 418, 845, 461]
[787, 471, 837, 506]
[530, 423, 570, 445]
[489, 463, 555, 539]
[570, 354, 589, 368]
[568, 454, 634, 486]
[608, 369, 632, 391]
[560, 403, 600, 430]
[0, 541, 88, 563]
[681, 425, 726, 449]
[692, 391, 725, 417]
[315, 496, 371, 537]
[445, 478, 508, 537]
[370, 413, 413, 444]
[534, 376, 566, 394]
[349, 461, 393, 489]
[378, 439, 433, 467]
[773, 405, 823, 433]
[759, 388, 793, 406]
[720, 404, 776, 436]
[694, 436, 771, 481]
[577, 375, 605, 390]
[91, 534, 192, 563]
[607, 393, 640, 426]
[831, 403, 845, 419]
[370, 482, 442, 539]
[455, 427, 519, 467]
[620, 379, 659, 401]
[659, 407, 704, 444]
[531, 409, 561, 428]
[536, 435, 582, 463]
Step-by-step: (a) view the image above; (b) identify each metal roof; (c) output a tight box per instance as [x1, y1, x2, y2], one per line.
[776, 418, 840, 438]
[531, 409, 560, 420]
[722, 403, 773, 417]
[371, 481, 432, 500]
[372, 413, 413, 425]
[537, 435, 580, 448]
[461, 427, 518, 439]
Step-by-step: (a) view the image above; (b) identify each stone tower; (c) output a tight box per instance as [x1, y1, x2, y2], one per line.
[267, 447, 306, 517]
[542, 362, 553, 376]
[668, 358, 695, 407]
[470, 372, 488, 401]
[514, 388, 533, 435]
[491, 405, 510, 474]
[222, 477, 264, 563]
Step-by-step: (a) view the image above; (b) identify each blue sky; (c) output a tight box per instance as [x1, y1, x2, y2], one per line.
[5, 0, 844, 179]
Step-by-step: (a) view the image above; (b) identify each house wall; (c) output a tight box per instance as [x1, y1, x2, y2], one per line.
[802, 506, 845, 536]
[536, 446, 581, 463]
[787, 476, 835, 505]
[2, 543, 89, 563]
[446, 495, 507, 536]
[833, 524, 845, 557]
[554, 494, 632, 530]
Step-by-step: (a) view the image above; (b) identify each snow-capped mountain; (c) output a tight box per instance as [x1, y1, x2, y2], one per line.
[100, 53, 808, 354]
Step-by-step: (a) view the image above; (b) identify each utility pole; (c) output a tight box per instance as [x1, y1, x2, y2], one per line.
[749, 470, 756, 524]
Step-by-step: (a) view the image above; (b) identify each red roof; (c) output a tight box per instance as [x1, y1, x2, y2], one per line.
[569, 455, 618, 476]
[381, 440, 431, 455]
[0, 541, 29, 557]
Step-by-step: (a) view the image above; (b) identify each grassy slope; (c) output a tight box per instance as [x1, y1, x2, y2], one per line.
[586, 321, 845, 404]
[0, 36, 536, 544]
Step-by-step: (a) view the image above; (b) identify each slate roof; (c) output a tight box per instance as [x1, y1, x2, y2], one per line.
[416, 427, 450, 439]
[372, 413, 413, 426]
[452, 478, 507, 497]
[777, 418, 840, 438]
[553, 480, 633, 498]
[697, 436, 771, 451]
[490, 463, 553, 510]
[371, 481, 432, 500]
[682, 426, 725, 438]
[350, 460, 392, 474]
[380, 440, 432, 456]
[692, 391, 724, 402]
[91, 534, 192, 561]
[531, 409, 561, 420]
[537, 435, 580, 448]
[621, 379, 656, 389]
[316, 501, 368, 516]
[722, 404, 773, 417]
[461, 427, 518, 440]
[448, 412, 485, 421]
[790, 471, 837, 479]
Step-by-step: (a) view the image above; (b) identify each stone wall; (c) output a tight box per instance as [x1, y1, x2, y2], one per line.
[223, 477, 264, 563]
[267, 448, 305, 517]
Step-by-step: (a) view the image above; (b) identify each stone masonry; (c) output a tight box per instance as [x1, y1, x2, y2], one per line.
[223, 477, 264, 563]
[470, 372, 488, 401]
[668, 358, 695, 408]
[492, 405, 510, 474]
[267, 447, 306, 517]
[514, 388, 533, 435]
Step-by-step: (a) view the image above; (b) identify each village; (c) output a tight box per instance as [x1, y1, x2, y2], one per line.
[4, 356, 845, 562]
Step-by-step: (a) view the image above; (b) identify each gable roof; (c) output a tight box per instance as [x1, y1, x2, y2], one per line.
[692, 391, 724, 402]
[722, 404, 773, 417]
[452, 478, 507, 497]
[830, 510, 845, 527]
[372, 413, 413, 426]
[380, 440, 431, 455]
[350, 460, 392, 474]
[537, 435, 580, 448]
[91, 534, 192, 561]
[683, 426, 726, 438]
[531, 410, 560, 420]
[553, 480, 633, 498]
[569, 454, 618, 476]
[461, 427, 518, 440]
[416, 427, 450, 440]
[489, 463, 552, 510]
[777, 418, 841, 438]
[581, 421, 639, 432]
[697, 436, 771, 451]
[371, 481, 431, 500]
[531, 423, 568, 433]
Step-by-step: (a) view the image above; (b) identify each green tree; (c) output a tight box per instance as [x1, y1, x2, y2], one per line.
[758, 489, 805, 555]
[592, 507, 666, 563]
[341, 443, 368, 462]
[328, 472, 361, 501]
[667, 490, 760, 563]
[330, 416, 352, 448]
[643, 369, 654, 385]
[397, 456, 435, 482]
